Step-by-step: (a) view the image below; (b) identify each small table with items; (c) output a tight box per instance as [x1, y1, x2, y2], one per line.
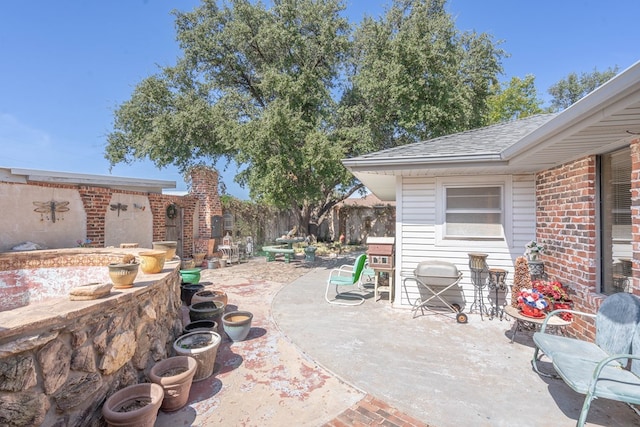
[504, 305, 571, 343]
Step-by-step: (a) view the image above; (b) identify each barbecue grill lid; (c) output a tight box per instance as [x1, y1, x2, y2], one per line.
[414, 260, 460, 279]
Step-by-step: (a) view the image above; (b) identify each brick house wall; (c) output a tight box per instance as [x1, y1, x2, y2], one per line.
[536, 138, 640, 341]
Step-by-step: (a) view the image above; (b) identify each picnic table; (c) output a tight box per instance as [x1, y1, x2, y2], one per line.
[275, 237, 305, 249]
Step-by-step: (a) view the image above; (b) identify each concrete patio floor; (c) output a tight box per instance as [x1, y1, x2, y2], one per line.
[156, 254, 640, 427]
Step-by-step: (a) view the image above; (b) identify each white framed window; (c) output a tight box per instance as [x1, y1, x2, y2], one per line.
[445, 186, 503, 238]
[436, 176, 511, 245]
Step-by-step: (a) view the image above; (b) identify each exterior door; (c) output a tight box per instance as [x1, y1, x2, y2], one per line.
[165, 204, 184, 259]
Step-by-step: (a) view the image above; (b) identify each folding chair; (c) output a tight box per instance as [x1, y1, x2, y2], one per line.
[325, 254, 368, 306]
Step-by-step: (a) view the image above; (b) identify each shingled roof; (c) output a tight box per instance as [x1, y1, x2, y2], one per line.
[345, 113, 557, 164]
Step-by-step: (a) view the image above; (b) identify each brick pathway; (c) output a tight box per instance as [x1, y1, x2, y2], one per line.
[324, 395, 431, 427]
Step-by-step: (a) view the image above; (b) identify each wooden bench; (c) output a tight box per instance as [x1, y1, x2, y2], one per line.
[532, 292, 640, 426]
[262, 245, 295, 263]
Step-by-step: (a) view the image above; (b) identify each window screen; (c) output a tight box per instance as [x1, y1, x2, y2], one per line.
[445, 186, 503, 238]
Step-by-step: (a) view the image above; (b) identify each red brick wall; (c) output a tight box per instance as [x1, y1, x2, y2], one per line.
[536, 156, 601, 340]
[536, 141, 640, 341]
[189, 166, 223, 255]
[148, 193, 199, 258]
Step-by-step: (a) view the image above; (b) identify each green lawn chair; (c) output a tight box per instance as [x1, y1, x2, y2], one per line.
[325, 253, 368, 306]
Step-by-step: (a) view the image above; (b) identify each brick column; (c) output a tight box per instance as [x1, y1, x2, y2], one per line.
[79, 186, 111, 248]
[189, 166, 223, 255]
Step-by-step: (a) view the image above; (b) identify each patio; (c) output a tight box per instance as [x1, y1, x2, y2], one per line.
[157, 254, 640, 427]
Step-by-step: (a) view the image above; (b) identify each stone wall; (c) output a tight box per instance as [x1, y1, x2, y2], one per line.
[0, 250, 183, 426]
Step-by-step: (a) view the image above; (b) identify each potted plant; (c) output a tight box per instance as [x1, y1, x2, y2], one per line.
[516, 288, 549, 318]
[107, 254, 139, 289]
[524, 240, 545, 261]
[173, 331, 222, 382]
[533, 279, 573, 321]
[149, 356, 197, 412]
[102, 383, 163, 427]
[221, 311, 254, 342]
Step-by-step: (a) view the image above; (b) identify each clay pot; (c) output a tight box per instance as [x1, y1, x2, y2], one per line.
[102, 383, 163, 427]
[139, 250, 166, 274]
[173, 331, 222, 381]
[107, 263, 139, 289]
[180, 284, 205, 306]
[181, 259, 196, 270]
[152, 241, 178, 259]
[149, 356, 197, 412]
[182, 320, 218, 335]
[188, 301, 225, 323]
[180, 268, 201, 284]
[191, 290, 228, 306]
[193, 252, 207, 266]
[221, 311, 254, 342]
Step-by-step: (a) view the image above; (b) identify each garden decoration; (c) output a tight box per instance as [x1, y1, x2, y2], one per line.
[517, 288, 549, 318]
[511, 256, 532, 308]
[524, 240, 545, 261]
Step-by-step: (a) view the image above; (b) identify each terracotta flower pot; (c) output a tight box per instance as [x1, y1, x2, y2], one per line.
[152, 241, 178, 259]
[139, 250, 166, 274]
[193, 252, 207, 266]
[107, 263, 139, 289]
[173, 331, 222, 382]
[191, 290, 228, 306]
[149, 356, 197, 412]
[221, 311, 254, 342]
[102, 383, 163, 427]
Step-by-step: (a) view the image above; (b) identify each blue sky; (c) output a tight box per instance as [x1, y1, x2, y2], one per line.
[1, 0, 638, 199]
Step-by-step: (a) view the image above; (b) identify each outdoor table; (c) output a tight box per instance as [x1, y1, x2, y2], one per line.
[275, 237, 305, 249]
[504, 305, 571, 343]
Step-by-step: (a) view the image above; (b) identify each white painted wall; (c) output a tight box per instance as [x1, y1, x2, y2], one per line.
[394, 174, 537, 313]
[0, 184, 86, 251]
[104, 194, 153, 248]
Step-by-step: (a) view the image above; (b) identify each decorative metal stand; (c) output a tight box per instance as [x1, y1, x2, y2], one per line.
[488, 268, 508, 320]
[468, 253, 490, 320]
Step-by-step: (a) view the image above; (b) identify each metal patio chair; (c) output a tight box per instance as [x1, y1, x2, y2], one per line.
[325, 253, 368, 306]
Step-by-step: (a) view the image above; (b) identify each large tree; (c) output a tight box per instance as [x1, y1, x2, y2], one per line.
[105, 0, 506, 234]
[485, 75, 544, 124]
[548, 66, 619, 112]
[344, 0, 505, 148]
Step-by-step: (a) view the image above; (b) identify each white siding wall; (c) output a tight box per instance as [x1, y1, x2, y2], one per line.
[394, 174, 536, 313]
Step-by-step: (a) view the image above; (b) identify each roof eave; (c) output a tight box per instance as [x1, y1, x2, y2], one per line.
[343, 153, 504, 173]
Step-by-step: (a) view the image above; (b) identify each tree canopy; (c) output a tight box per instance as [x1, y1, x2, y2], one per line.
[548, 66, 619, 112]
[105, 0, 507, 234]
[485, 75, 544, 124]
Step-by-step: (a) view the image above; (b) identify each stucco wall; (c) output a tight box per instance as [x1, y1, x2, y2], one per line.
[104, 194, 153, 248]
[0, 183, 86, 251]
